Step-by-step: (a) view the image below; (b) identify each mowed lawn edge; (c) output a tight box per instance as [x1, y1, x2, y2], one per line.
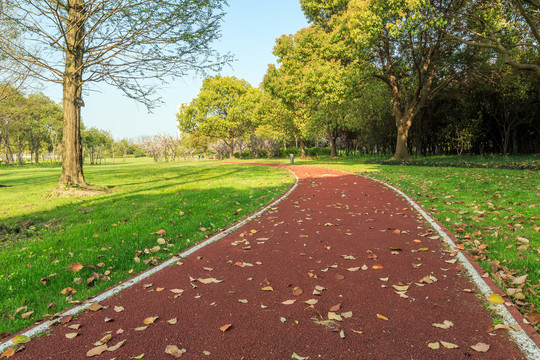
[0, 159, 294, 334]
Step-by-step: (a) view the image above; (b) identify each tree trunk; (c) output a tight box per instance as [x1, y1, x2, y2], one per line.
[58, 0, 87, 188]
[391, 113, 413, 161]
[300, 138, 306, 158]
[329, 133, 337, 158]
[229, 138, 234, 158]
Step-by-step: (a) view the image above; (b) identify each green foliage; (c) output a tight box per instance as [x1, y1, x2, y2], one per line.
[177, 76, 259, 157]
[0, 158, 293, 334]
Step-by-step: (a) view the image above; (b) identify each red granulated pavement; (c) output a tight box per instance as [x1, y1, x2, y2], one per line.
[9, 165, 531, 359]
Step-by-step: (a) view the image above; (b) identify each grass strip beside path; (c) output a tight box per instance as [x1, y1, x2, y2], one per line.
[0, 159, 293, 334]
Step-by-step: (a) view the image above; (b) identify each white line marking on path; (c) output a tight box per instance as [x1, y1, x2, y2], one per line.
[367, 176, 540, 359]
[0, 167, 299, 354]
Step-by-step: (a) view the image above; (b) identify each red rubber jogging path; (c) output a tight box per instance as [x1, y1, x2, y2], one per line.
[5, 165, 537, 359]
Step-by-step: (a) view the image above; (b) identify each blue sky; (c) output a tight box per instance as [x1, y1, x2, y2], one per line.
[51, 1, 308, 140]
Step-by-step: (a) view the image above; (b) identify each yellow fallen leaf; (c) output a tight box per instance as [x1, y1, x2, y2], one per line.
[11, 335, 31, 344]
[428, 342, 440, 350]
[143, 316, 158, 325]
[1, 348, 15, 358]
[261, 286, 273, 291]
[376, 314, 388, 321]
[328, 312, 343, 321]
[489, 294, 504, 305]
[372, 265, 383, 270]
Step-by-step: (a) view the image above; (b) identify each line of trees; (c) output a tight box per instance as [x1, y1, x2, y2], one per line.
[178, 0, 539, 159]
[0, 89, 145, 165]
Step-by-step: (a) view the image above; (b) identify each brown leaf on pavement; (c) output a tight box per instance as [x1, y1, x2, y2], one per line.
[86, 344, 108, 357]
[165, 345, 183, 358]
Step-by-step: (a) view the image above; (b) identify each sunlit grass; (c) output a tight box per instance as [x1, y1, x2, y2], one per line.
[0, 158, 293, 334]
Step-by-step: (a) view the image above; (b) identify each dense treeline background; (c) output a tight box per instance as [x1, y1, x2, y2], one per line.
[2, 0, 539, 166]
[0, 88, 149, 165]
[178, 0, 540, 160]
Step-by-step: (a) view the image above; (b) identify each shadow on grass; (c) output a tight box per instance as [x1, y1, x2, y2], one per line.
[0, 165, 292, 334]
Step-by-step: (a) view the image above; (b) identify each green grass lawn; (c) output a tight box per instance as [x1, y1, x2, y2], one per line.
[0, 158, 293, 335]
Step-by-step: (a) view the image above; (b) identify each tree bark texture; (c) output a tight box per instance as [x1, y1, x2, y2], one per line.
[59, 0, 87, 188]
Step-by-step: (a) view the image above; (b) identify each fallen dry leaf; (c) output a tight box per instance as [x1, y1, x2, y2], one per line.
[168, 318, 178, 325]
[104, 340, 124, 352]
[165, 345, 183, 358]
[329, 303, 341, 312]
[428, 342, 440, 350]
[95, 334, 112, 346]
[143, 316, 158, 325]
[292, 287, 303, 296]
[88, 303, 104, 312]
[341, 311, 353, 319]
[20, 311, 33, 319]
[432, 320, 454, 329]
[261, 286, 273, 291]
[440, 341, 459, 349]
[134, 326, 148, 331]
[347, 267, 361, 272]
[512, 275, 527, 285]
[0, 348, 15, 358]
[372, 265, 383, 270]
[282, 299, 296, 305]
[220, 324, 232, 333]
[328, 312, 343, 321]
[65, 333, 78, 339]
[392, 284, 410, 292]
[60, 287, 76, 295]
[489, 294, 505, 305]
[114, 306, 125, 313]
[87, 344, 108, 357]
[305, 299, 318, 305]
[198, 278, 222, 284]
[470, 343, 490, 353]
[67, 263, 84, 272]
[376, 314, 388, 321]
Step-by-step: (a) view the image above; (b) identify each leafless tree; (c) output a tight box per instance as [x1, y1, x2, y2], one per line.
[0, 0, 230, 188]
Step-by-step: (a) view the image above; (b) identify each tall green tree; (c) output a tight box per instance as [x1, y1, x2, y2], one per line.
[443, 0, 540, 76]
[0, 0, 229, 188]
[177, 76, 259, 158]
[301, 0, 466, 160]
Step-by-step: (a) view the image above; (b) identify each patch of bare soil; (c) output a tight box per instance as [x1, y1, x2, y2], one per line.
[50, 186, 111, 198]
